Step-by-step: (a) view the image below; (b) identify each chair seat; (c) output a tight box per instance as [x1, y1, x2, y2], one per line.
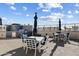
[41, 36, 47, 45]
[59, 34, 65, 38]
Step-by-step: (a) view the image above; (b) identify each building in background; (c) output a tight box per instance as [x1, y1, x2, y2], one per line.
[6, 23, 21, 38]
[11, 23, 21, 31]
[6, 23, 32, 38]
[0, 17, 6, 39]
[0, 25, 6, 39]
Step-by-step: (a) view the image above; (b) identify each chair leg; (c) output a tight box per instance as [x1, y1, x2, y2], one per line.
[34, 49, 36, 56]
[26, 47, 28, 54]
[23, 43, 26, 50]
[38, 48, 41, 53]
[45, 40, 49, 45]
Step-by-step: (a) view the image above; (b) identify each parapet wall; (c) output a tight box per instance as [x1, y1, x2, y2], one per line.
[70, 31, 79, 40]
[37, 27, 79, 40]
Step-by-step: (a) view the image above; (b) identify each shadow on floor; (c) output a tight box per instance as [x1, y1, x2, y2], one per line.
[50, 40, 65, 56]
[1, 47, 44, 56]
[49, 40, 54, 42]
[26, 48, 44, 56]
[69, 43, 79, 46]
[49, 44, 57, 56]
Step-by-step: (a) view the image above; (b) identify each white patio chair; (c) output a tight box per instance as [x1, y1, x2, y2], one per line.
[53, 32, 59, 41]
[21, 34, 28, 49]
[64, 33, 70, 43]
[41, 35, 49, 46]
[53, 32, 66, 42]
[25, 38, 41, 56]
[67, 33, 70, 40]
[59, 32, 70, 43]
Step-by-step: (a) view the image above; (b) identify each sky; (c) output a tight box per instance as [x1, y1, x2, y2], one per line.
[0, 3, 79, 26]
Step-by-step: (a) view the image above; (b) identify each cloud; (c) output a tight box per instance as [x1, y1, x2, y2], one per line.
[75, 10, 79, 14]
[9, 3, 15, 5]
[38, 3, 44, 8]
[1, 17, 8, 24]
[1, 17, 19, 24]
[39, 13, 64, 21]
[2, 17, 7, 20]
[38, 3, 63, 12]
[26, 14, 29, 16]
[13, 12, 22, 16]
[40, 16, 53, 20]
[38, 3, 63, 9]
[5, 3, 15, 6]
[75, 3, 79, 7]
[68, 11, 72, 14]
[10, 6, 16, 10]
[51, 13, 64, 17]
[23, 6, 27, 11]
[5, 3, 16, 11]
[42, 9, 50, 12]
[67, 15, 73, 18]
[46, 3, 63, 9]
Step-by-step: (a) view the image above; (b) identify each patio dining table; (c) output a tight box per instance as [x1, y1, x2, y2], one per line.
[28, 36, 44, 42]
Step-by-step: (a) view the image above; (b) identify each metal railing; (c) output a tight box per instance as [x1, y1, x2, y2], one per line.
[38, 23, 79, 32]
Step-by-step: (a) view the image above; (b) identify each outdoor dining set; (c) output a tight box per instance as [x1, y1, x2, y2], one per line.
[20, 13, 70, 56]
[21, 31, 70, 56]
[53, 31, 70, 43]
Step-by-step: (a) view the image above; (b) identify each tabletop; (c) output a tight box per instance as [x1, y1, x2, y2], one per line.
[28, 36, 44, 42]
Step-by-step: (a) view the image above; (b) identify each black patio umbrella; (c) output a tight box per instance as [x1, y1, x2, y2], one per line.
[0, 17, 2, 25]
[59, 18, 61, 31]
[33, 12, 38, 36]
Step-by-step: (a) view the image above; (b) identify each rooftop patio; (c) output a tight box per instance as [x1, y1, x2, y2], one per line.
[0, 38, 79, 56]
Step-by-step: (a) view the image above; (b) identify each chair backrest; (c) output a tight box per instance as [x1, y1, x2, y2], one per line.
[46, 35, 49, 39]
[66, 33, 70, 40]
[53, 32, 59, 38]
[67, 33, 69, 37]
[44, 36, 47, 41]
[60, 33, 65, 38]
[21, 33, 28, 42]
[25, 38, 37, 49]
[62, 32, 70, 40]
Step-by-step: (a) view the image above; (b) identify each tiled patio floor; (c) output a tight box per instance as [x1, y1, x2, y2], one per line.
[0, 38, 79, 56]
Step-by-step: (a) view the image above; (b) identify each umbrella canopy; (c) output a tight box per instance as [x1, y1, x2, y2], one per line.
[59, 18, 61, 31]
[33, 12, 38, 36]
